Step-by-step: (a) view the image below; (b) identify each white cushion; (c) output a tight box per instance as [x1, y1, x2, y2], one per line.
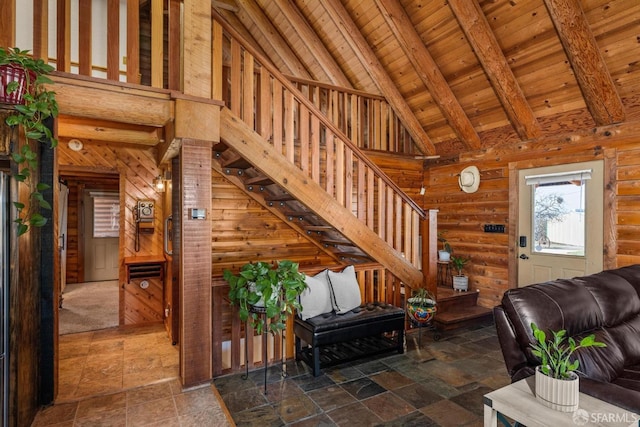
[298, 272, 333, 321]
[327, 265, 361, 314]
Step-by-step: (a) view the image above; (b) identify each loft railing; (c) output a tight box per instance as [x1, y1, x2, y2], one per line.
[4, 0, 177, 89]
[211, 263, 407, 377]
[287, 76, 418, 155]
[212, 12, 425, 268]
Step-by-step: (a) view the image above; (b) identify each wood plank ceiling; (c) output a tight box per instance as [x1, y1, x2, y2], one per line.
[214, 0, 640, 159]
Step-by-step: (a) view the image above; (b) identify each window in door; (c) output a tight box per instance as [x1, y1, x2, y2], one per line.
[526, 170, 591, 256]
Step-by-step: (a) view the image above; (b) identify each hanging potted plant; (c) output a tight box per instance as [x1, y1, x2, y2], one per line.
[406, 287, 437, 325]
[437, 231, 451, 261]
[450, 255, 469, 291]
[224, 260, 307, 335]
[0, 47, 58, 235]
[530, 322, 606, 412]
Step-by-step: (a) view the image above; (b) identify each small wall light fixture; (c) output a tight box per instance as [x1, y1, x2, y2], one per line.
[153, 175, 165, 192]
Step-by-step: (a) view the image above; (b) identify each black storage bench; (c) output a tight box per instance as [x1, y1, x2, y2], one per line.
[294, 302, 405, 376]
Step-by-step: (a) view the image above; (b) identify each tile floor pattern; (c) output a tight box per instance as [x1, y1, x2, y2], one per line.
[32, 323, 232, 426]
[32, 320, 509, 426]
[215, 320, 510, 426]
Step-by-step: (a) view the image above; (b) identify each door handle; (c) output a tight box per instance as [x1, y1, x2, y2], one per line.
[164, 215, 173, 256]
[519, 254, 529, 260]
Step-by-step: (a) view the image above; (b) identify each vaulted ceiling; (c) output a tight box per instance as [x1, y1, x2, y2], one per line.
[212, 0, 640, 159]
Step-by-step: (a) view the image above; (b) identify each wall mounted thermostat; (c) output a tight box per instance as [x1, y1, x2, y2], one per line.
[190, 208, 206, 220]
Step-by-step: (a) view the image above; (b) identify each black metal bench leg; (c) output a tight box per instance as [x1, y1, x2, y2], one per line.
[397, 328, 405, 354]
[295, 336, 302, 361]
[312, 344, 321, 377]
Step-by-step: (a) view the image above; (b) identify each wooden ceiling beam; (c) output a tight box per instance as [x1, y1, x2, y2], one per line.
[321, 0, 436, 155]
[543, 0, 625, 126]
[232, 0, 311, 79]
[57, 119, 161, 146]
[375, 0, 481, 151]
[448, 0, 542, 141]
[273, 0, 352, 88]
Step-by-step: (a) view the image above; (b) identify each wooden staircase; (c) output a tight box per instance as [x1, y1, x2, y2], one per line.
[434, 287, 493, 332]
[211, 15, 427, 290]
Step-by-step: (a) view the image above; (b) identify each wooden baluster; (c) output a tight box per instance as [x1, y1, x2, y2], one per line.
[404, 202, 412, 262]
[325, 133, 335, 197]
[230, 40, 241, 116]
[242, 50, 254, 127]
[212, 20, 224, 99]
[378, 179, 385, 240]
[311, 114, 320, 184]
[394, 194, 402, 252]
[284, 91, 295, 163]
[299, 103, 309, 173]
[259, 69, 272, 141]
[335, 138, 345, 206]
[366, 167, 374, 229]
[412, 210, 421, 268]
[273, 79, 283, 153]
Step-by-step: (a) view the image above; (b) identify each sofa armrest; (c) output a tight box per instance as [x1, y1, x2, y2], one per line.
[494, 305, 531, 380]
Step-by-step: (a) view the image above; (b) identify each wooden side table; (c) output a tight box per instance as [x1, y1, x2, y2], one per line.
[437, 261, 452, 287]
[484, 377, 639, 427]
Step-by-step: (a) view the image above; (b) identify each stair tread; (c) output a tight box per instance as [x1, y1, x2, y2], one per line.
[435, 306, 492, 324]
[246, 175, 273, 185]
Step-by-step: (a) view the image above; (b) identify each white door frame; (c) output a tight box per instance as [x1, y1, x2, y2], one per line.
[507, 152, 616, 290]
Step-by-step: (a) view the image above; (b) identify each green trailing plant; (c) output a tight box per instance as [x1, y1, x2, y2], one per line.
[450, 255, 469, 276]
[0, 47, 58, 235]
[224, 260, 307, 335]
[530, 322, 606, 379]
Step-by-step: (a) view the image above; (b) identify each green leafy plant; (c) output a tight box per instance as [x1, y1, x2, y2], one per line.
[437, 231, 451, 253]
[530, 322, 606, 379]
[407, 287, 435, 306]
[224, 260, 307, 335]
[450, 255, 469, 276]
[0, 47, 58, 235]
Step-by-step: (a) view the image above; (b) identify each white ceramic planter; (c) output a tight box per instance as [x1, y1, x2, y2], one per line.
[452, 275, 468, 291]
[535, 366, 579, 412]
[438, 250, 450, 261]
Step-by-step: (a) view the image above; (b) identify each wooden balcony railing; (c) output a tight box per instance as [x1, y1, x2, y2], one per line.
[212, 12, 425, 269]
[288, 76, 418, 155]
[212, 263, 408, 377]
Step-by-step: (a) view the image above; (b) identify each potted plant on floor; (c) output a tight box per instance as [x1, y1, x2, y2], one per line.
[224, 260, 307, 335]
[437, 231, 452, 261]
[450, 255, 469, 291]
[530, 322, 606, 412]
[0, 47, 58, 235]
[406, 287, 437, 325]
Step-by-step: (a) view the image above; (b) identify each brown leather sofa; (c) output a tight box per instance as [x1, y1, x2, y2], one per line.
[494, 265, 640, 412]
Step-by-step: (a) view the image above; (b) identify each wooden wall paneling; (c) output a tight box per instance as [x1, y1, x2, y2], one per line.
[180, 140, 212, 387]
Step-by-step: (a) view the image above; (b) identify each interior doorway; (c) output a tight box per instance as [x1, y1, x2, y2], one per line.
[83, 190, 119, 282]
[517, 160, 604, 286]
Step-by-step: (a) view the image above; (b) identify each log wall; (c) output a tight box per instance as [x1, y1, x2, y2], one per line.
[424, 122, 640, 308]
[211, 169, 335, 275]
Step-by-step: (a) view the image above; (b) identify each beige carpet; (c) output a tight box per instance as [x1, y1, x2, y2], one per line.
[59, 280, 119, 335]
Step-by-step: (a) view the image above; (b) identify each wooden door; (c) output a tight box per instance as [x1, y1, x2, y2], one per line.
[83, 191, 119, 282]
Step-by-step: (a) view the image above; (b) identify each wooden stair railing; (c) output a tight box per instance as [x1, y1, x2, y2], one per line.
[212, 13, 426, 288]
[287, 76, 418, 155]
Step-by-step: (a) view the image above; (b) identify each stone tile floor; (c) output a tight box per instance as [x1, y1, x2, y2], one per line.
[32, 323, 232, 426]
[215, 319, 511, 426]
[32, 319, 509, 426]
